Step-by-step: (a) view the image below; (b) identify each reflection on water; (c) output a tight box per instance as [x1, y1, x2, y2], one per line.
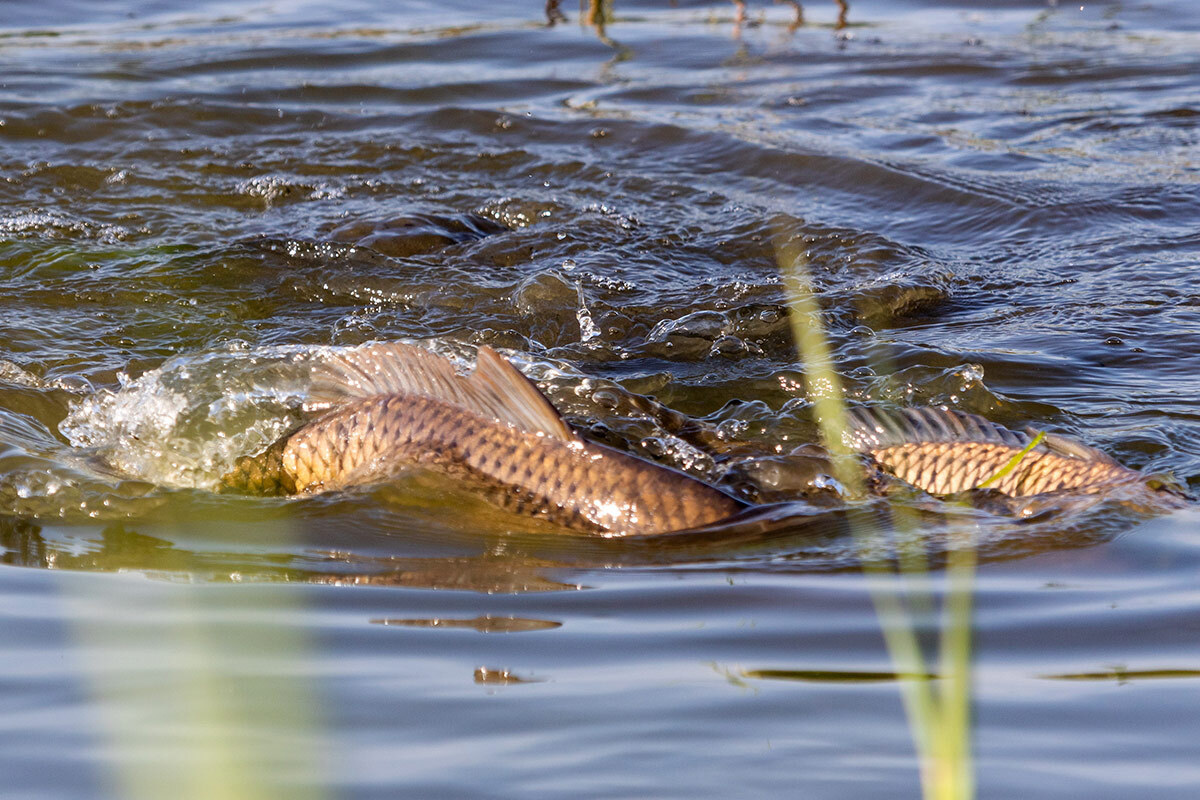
[1041, 668, 1200, 683]
[741, 667, 937, 683]
[370, 616, 563, 632]
[473, 666, 548, 685]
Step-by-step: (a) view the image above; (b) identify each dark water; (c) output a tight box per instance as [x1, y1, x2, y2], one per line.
[2, 0, 1200, 797]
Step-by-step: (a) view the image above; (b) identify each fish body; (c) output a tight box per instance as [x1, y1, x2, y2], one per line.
[222, 343, 746, 536]
[865, 440, 1138, 496]
[845, 406, 1153, 497]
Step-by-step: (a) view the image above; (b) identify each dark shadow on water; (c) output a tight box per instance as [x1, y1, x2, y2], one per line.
[0, 481, 1175, 592]
[742, 667, 938, 683]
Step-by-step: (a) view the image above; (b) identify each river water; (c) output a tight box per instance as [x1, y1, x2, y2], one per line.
[1, 1, 1199, 797]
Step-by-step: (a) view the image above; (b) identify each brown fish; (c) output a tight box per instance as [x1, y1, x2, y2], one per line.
[845, 406, 1161, 497]
[221, 342, 747, 536]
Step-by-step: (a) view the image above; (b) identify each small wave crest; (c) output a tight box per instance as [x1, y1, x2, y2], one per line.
[59, 345, 329, 489]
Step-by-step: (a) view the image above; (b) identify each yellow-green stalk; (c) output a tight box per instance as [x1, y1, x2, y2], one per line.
[775, 230, 974, 800]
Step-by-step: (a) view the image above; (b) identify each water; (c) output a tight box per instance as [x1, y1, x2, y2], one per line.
[2, 0, 1200, 796]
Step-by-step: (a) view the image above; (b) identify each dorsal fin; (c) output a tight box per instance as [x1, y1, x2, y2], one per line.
[845, 405, 1111, 464]
[309, 342, 575, 441]
[845, 406, 1031, 450]
[466, 347, 576, 441]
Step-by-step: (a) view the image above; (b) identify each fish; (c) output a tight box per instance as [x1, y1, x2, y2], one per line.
[220, 342, 1183, 533]
[220, 342, 748, 536]
[844, 405, 1178, 499]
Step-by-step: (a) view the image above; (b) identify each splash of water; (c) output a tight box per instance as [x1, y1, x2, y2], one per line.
[59, 346, 325, 489]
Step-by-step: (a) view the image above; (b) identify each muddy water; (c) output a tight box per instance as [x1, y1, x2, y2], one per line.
[2, 1, 1200, 797]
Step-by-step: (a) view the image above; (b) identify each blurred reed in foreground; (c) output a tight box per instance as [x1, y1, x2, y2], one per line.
[775, 229, 974, 800]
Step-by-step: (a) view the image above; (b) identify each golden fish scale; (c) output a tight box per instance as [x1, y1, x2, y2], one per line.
[223, 394, 742, 535]
[871, 441, 1140, 496]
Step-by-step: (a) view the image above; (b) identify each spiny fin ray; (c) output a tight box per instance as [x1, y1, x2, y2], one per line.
[845, 406, 1108, 463]
[309, 342, 575, 441]
[845, 406, 1027, 451]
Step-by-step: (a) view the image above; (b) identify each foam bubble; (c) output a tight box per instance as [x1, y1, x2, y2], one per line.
[60, 346, 324, 489]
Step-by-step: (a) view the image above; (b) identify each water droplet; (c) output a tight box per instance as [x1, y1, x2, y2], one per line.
[576, 284, 599, 343]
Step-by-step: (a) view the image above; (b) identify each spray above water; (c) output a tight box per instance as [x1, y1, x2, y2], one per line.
[59, 346, 325, 490]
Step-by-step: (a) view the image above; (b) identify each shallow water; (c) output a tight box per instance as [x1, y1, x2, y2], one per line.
[2, 0, 1200, 797]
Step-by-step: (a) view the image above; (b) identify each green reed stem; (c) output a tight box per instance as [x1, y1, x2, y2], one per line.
[893, 506, 937, 623]
[926, 428, 1046, 798]
[776, 231, 974, 800]
[935, 536, 976, 800]
[778, 272, 858, 489]
[66, 518, 327, 800]
[977, 431, 1045, 489]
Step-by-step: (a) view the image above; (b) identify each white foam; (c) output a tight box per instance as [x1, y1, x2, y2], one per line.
[59, 345, 326, 489]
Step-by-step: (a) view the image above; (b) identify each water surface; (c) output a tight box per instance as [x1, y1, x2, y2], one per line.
[1, 1, 1199, 797]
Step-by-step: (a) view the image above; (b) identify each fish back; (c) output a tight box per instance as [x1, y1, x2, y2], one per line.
[847, 406, 1143, 497]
